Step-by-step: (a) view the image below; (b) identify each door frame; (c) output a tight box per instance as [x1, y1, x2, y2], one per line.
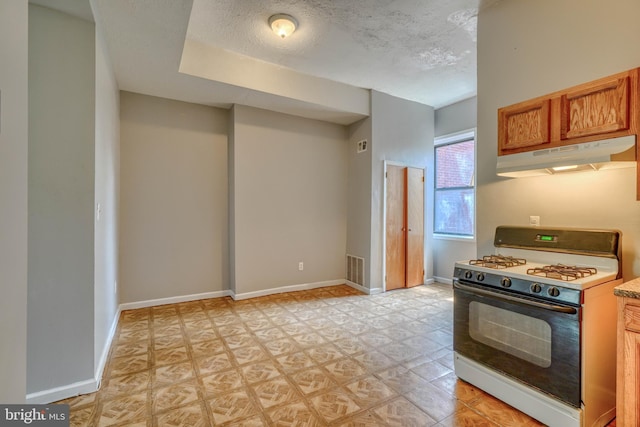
[382, 160, 426, 292]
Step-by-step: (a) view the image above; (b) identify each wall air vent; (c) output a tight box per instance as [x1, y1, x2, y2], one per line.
[357, 139, 368, 153]
[346, 254, 365, 286]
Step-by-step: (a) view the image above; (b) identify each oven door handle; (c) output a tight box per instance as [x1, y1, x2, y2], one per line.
[453, 281, 578, 314]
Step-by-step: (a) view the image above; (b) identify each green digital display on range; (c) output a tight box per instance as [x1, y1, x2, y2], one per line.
[538, 235, 555, 242]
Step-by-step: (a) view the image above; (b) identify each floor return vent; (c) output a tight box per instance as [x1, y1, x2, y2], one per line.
[346, 254, 365, 286]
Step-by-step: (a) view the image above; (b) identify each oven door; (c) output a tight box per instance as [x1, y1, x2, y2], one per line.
[453, 280, 581, 407]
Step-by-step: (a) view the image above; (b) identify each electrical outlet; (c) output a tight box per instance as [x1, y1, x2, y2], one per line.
[298, 262, 304, 271]
[529, 215, 540, 226]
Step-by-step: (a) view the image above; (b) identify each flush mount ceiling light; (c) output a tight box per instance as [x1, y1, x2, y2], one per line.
[269, 13, 298, 39]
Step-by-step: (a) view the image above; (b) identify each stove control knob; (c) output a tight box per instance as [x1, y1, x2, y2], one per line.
[548, 287, 560, 297]
[500, 277, 512, 288]
[464, 270, 473, 280]
[530, 283, 542, 293]
[476, 273, 485, 281]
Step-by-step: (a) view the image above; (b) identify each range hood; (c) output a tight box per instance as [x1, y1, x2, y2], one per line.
[496, 135, 637, 177]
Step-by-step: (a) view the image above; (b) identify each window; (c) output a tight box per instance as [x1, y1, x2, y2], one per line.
[434, 130, 475, 237]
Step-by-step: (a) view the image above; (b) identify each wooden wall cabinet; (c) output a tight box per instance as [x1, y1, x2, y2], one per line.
[560, 75, 630, 139]
[617, 295, 640, 427]
[498, 99, 550, 152]
[498, 69, 639, 156]
[497, 67, 640, 199]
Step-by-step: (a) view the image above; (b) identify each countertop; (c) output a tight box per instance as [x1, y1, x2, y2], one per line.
[614, 276, 640, 299]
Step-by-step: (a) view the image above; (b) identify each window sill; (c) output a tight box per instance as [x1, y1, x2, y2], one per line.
[434, 234, 476, 243]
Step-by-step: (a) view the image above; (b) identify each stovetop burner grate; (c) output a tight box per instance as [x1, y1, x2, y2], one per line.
[526, 264, 598, 281]
[469, 255, 527, 269]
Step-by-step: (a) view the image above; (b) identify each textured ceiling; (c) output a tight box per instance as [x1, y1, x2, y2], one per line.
[186, 0, 479, 108]
[87, 0, 485, 123]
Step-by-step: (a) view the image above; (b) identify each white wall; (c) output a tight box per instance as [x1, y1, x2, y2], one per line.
[477, 0, 640, 280]
[346, 117, 373, 286]
[0, 0, 28, 403]
[94, 12, 120, 377]
[435, 97, 476, 137]
[27, 4, 96, 394]
[370, 91, 434, 290]
[119, 91, 229, 304]
[230, 105, 348, 297]
[433, 97, 477, 281]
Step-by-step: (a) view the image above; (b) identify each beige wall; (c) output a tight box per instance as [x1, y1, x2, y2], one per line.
[119, 92, 228, 303]
[230, 105, 348, 296]
[94, 16, 120, 373]
[27, 5, 96, 394]
[370, 91, 435, 290]
[346, 117, 373, 285]
[345, 92, 435, 290]
[0, 0, 28, 403]
[477, 0, 640, 280]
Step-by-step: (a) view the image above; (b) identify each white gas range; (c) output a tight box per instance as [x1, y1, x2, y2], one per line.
[453, 226, 621, 427]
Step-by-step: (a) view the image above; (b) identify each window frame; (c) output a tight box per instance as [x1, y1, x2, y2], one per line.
[433, 129, 477, 241]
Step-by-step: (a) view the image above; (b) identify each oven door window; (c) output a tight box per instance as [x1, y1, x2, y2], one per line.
[469, 301, 551, 368]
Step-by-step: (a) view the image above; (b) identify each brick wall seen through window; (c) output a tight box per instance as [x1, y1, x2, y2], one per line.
[434, 135, 475, 237]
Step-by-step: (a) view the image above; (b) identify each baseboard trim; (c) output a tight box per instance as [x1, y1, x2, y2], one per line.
[345, 281, 382, 295]
[119, 290, 233, 311]
[94, 306, 121, 389]
[433, 276, 453, 285]
[231, 279, 344, 301]
[26, 378, 97, 404]
[26, 306, 122, 404]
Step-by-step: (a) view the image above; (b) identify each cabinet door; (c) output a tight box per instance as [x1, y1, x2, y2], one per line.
[498, 98, 550, 154]
[561, 76, 630, 139]
[621, 328, 640, 427]
[385, 165, 425, 290]
[385, 165, 406, 291]
[405, 167, 424, 288]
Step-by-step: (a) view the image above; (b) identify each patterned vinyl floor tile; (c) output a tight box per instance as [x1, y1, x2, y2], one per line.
[154, 346, 190, 367]
[200, 368, 244, 396]
[100, 370, 150, 399]
[310, 388, 362, 423]
[153, 361, 195, 388]
[305, 344, 346, 364]
[155, 401, 210, 427]
[207, 390, 258, 424]
[241, 360, 282, 384]
[251, 376, 300, 409]
[371, 397, 437, 427]
[266, 401, 323, 427]
[96, 391, 148, 426]
[54, 283, 610, 427]
[68, 406, 95, 427]
[261, 337, 300, 357]
[290, 367, 337, 395]
[322, 358, 368, 384]
[344, 375, 397, 408]
[152, 380, 200, 413]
